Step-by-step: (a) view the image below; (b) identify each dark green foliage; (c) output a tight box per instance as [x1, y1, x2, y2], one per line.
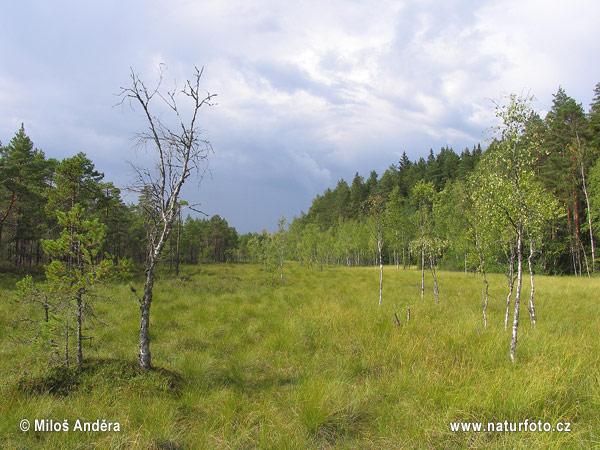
[289, 83, 600, 275]
[540, 87, 590, 274]
[0, 125, 55, 266]
[589, 82, 600, 154]
[301, 145, 478, 231]
[180, 214, 239, 264]
[0, 125, 243, 271]
[46, 152, 104, 213]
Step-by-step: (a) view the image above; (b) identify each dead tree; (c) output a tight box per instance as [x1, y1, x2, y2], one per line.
[118, 64, 216, 370]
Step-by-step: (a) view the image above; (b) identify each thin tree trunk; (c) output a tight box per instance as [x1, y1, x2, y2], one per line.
[65, 323, 69, 367]
[581, 155, 595, 271]
[378, 236, 383, 307]
[429, 258, 439, 303]
[139, 262, 156, 370]
[476, 229, 488, 330]
[420, 241, 425, 299]
[527, 236, 537, 325]
[581, 240, 590, 278]
[510, 224, 523, 363]
[402, 246, 406, 269]
[482, 257, 488, 330]
[175, 211, 181, 277]
[77, 291, 83, 370]
[571, 238, 578, 276]
[567, 208, 578, 276]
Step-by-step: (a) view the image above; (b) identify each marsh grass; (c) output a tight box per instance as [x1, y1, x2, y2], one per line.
[1, 263, 599, 448]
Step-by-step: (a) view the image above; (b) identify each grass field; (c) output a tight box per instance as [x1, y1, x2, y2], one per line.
[1, 263, 599, 449]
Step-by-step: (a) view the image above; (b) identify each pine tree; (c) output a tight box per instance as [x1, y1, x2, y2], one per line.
[542, 87, 589, 274]
[0, 125, 54, 265]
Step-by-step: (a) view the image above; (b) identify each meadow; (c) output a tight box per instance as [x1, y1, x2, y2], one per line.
[1, 263, 599, 449]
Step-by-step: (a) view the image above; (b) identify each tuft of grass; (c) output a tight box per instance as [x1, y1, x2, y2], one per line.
[16, 358, 184, 398]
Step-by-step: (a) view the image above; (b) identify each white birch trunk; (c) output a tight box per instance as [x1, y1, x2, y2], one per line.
[581, 241, 590, 278]
[429, 258, 439, 303]
[482, 259, 488, 330]
[420, 242, 425, 299]
[578, 138, 595, 272]
[510, 224, 523, 363]
[511, 156, 525, 362]
[527, 236, 537, 325]
[378, 235, 383, 307]
[476, 228, 488, 331]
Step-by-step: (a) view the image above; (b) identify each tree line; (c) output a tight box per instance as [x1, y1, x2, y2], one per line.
[0, 128, 239, 271]
[270, 85, 600, 280]
[4, 83, 600, 280]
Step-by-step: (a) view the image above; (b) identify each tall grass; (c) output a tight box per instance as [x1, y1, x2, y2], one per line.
[1, 263, 599, 448]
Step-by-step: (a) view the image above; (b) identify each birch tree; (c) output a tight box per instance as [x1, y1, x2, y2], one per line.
[275, 216, 288, 279]
[386, 187, 411, 270]
[118, 65, 216, 370]
[423, 236, 446, 303]
[363, 195, 386, 307]
[409, 180, 435, 299]
[481, 94, 555, 362]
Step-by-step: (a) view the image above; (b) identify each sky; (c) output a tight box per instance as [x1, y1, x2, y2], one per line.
[1, 0, 599, 233]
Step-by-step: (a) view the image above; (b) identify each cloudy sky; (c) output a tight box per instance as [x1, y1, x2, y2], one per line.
[2, 0, 599, 233]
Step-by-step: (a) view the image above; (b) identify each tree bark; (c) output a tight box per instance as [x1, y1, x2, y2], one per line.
[429, 258, 439, 303]
[420, 242, 425, 299]
[581, 240, 590, 277]
[378, 233, 383, 307]
[580, 155, 595, 272]
[139, 264, 155, 370]
[510, 223, 523, 363]
[175, 210, 181, 277]
[511, 156, 525, 362]
[527, 236, 537, 325]
[476, 229, 488, 330]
